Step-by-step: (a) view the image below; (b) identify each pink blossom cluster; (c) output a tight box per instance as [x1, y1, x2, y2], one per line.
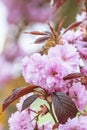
[8, 10, 87, 130]
[59, 116, 87, 130]
[61, 11, 87, 61]
[8, 94, 36, 130]
[69, 82, 87, 110]
[8, 110, 35, 130]
[3, 0, 52, 24]
[9, 110, 53, 130]
[22, 43, 79, 93]
[8, 94, 53, 130]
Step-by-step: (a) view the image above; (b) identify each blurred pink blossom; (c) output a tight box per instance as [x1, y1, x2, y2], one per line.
[0, 43, 29, 87]
[2, 43, 24, 62]
[0, 56, 14, 86]
[3, 0, 52, 24]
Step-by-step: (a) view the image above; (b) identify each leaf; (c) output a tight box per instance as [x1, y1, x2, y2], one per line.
[52, 92, 78, 124]
[2, 85, 38, 112]
[48, 23, 57, 37]
[34, 36, 50, 44]
[53, 0, 67, 8]
[21, 94, 39, 111]
[63, 21, 82, 33]
[58, 16, 67, 32]
[25, 31, 48, 35]
[63, 73, 84, 80]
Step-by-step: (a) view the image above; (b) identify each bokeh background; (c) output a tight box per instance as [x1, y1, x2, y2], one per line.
[0, 0, 85, 129]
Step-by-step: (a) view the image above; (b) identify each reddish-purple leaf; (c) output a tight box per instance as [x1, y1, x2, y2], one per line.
[48, 23, 57, 37]
[2, 85, 38, 112]
[34, 36, 50, 44]
[58, 16, 67, 31]
[25, 31, 48, 35]
[52, 92, 78, 124]
[63, 21, 82, 33]
[21, 94, 39, 111]
[63, 73, 84, 80]
[53, 0, 67, 8]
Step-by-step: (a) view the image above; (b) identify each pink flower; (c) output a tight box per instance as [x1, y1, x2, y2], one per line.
[79, 47, 87, 60]
[22, 52, 68, 93]
[41, 58, 67, 93]
[59, 116, 87, 130]
[80, 66, 87, 75]
[8, 110, 35, 130]
[22, 43, 80, 93]
[48, 44, 80, 73]
[38, 122, 53, 130]
[61, 29, 75, 43]
[22, 53, 48, 86]
[69, 82, 87, 110]
[59, 117, 79, 130]
[61, 12, 87, 61]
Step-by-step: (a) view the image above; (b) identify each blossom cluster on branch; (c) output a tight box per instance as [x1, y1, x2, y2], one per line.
[2, 0, 87, 130]
[3, 0, 52, 24]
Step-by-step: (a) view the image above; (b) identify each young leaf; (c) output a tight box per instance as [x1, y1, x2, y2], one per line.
[63, 73, 84, 80]
[53, 0, 67, 8]
[63, 21, 82, 33]
[52, 92, 78, 124]
[2, 85, 38, 112]
[25, 31, 48, 35]
[48, 23, 57, 38]
[34, 36, 50, 44]
[58, 16, 67, 32]
[21, 94, 39, 111]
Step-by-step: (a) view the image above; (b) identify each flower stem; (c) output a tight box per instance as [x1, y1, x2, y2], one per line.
[48, 101, 58, 124]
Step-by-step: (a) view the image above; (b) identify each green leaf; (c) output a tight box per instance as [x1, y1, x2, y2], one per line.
[52, 92, 78, 124]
